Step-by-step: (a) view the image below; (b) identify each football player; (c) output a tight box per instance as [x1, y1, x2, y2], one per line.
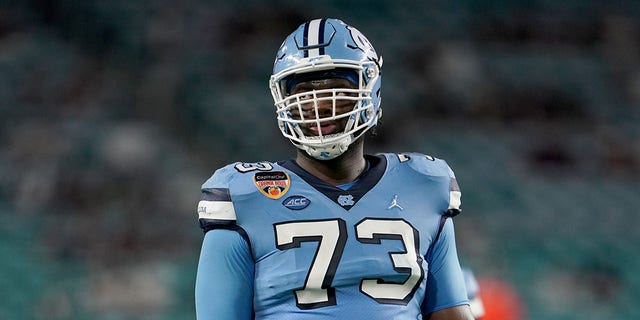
[195, 18, 474, 320]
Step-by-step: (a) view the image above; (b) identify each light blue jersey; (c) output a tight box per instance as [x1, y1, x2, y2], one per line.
[195, 153, 469, 319]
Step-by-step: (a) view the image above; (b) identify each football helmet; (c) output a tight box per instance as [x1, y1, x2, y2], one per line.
[270, 18, 383, 160]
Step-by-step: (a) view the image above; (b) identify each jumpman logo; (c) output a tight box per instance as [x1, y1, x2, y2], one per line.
[387, 195, 403, 210]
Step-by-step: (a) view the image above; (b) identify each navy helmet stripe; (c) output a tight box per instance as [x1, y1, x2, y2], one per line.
[298, 19, 323, 57]
[318, 18, 327, 56]
[302, 21, 310, 57]
[300, 19, 329, 58]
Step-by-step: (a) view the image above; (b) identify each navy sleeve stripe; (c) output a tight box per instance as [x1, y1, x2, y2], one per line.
[450, 178, 460, 192]
[201, 188, 231, 201]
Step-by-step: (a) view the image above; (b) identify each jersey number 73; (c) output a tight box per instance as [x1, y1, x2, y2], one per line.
[274, 218, 424, 310]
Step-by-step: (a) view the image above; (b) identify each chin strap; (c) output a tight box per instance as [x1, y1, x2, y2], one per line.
[301, 134, 352, 160]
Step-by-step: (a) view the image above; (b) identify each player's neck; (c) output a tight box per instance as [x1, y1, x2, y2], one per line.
[295, 141, 367, 186]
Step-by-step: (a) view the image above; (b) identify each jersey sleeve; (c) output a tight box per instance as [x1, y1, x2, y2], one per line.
[421, 218, 469, 314]
[197, 165, 238, 232]
[195, 229, 254, 320]
[404, 153, 467, 312]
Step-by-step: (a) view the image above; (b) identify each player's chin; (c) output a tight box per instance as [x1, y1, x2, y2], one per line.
[303, 123, 345, 137]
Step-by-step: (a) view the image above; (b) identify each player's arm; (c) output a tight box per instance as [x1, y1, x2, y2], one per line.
[195, 228, 254, 320]
[422, 218, 473, 320]
[195, 168, 254, 320]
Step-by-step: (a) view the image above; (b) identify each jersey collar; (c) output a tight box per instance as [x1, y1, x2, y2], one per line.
[279, 154, 387, 210]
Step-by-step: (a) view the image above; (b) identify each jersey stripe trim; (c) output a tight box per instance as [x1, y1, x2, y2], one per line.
[449, 177, 460, 192]
[448, 190, 461, 211]
[198, 200, 236, 221]
[201, 187, 231, 201]
[448, 177, 461, 211]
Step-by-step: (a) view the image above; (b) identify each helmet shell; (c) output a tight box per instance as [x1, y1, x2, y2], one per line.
[270, 18, 383, 160]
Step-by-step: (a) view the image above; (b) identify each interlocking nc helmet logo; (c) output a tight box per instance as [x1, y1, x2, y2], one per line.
[337, 195, 355, 207]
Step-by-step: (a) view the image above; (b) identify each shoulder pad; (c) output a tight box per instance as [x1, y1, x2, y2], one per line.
[201, 160, 277, 189]
[197, 163, 241, 231]
[393, 152, 462, 217]
[392, 152, 448, 175]
[197, 161, 280, 231]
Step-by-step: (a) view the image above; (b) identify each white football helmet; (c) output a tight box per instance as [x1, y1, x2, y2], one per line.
[270, 18, 383, 160]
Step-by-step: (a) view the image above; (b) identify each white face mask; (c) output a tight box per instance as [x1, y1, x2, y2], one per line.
[275, 80, 376, 160]
[270, 61, 381, 160]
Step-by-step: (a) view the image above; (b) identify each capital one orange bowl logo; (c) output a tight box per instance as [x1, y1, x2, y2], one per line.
[253, 171, 290, 199]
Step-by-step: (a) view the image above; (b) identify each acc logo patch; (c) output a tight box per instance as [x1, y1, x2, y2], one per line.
[254, 171, 290, 199]
[282, 195, 311, 210]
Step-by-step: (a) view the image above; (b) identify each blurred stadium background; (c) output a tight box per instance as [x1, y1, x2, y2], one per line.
[1, 0, 639, 319]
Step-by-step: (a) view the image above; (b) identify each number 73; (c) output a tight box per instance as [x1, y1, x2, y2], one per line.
[274, 218, 424, 310]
